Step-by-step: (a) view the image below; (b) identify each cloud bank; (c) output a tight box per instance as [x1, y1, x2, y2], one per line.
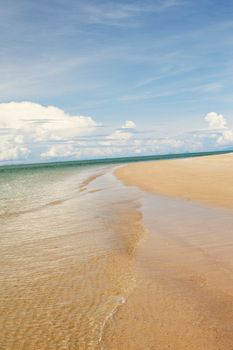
[0, 102, 232, 163]
[0, 102, 97, 161]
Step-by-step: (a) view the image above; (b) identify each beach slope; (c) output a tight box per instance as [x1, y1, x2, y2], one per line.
[101, 153, 233, 350]
[116, 153, 233, 209]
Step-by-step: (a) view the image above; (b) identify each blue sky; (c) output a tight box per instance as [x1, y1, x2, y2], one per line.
[0, 0, 233, 163]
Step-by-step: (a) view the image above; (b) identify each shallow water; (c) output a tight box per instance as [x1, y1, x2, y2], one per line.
[1, 162, 233, 350]
[102, 192, 233, 350]
[0, 164, 144, 350]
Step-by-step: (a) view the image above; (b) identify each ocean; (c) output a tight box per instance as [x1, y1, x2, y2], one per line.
[0, 156, 143, 349]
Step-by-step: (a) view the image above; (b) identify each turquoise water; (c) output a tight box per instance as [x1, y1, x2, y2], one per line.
[0, 149, 231, 173]
[0, 150, 231, 221]
[1, 149, 231, 220]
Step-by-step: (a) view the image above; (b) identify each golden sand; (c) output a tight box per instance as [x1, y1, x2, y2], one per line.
[107, 154, 233, 350]
[116, 153, 233, 210]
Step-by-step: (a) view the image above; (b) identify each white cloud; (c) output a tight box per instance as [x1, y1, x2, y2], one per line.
[217, 130, 233, 146]
[0, 104, 232, 163]
[205, 112, 227, 130]
[41, 144, 74, 159]
[0, 134, 30, 161]
[107, 130, 133, 141]
[96, 122, 136, 148]
[96, 124, 135, 148]
[0, 101, 97, 161]
[0, 101, 97, 141]
[121, 120, 136, 129]
[41, 144, 124, 160]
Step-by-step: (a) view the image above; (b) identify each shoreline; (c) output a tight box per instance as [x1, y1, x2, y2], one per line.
[0, 164, 146, 350]
[100, 154, 233, 349]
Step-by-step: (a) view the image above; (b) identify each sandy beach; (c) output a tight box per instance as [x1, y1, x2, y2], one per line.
[1, 153, 233, 350]
[102, 153, 233, 350]
[116, 153, 233, 210]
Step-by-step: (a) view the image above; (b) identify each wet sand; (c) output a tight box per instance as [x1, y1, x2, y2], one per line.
[105, 154, 233, 350]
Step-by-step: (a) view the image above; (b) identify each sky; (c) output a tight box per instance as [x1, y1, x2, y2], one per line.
[0, 0, 233, 163]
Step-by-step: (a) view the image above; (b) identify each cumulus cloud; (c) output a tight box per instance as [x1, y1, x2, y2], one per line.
[0, 101, 97, 162]
[205, 112, 227, 129]
[41, 144, 74, 159]
[217, 130, 233, 146]
[0, 101, 97, 140]
[0, 104, 232, 163]
[0, 134, 30, 161]
[41, 143, 125, 160]
[121, 120, 136, 129]
[107, 130, 133, 141]
[202, 111, 233, 147]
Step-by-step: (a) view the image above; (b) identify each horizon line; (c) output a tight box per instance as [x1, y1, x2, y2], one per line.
[1, 149, 232, 171]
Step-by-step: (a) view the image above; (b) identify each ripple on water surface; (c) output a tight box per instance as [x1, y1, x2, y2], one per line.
[0, 165, 145, 350]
